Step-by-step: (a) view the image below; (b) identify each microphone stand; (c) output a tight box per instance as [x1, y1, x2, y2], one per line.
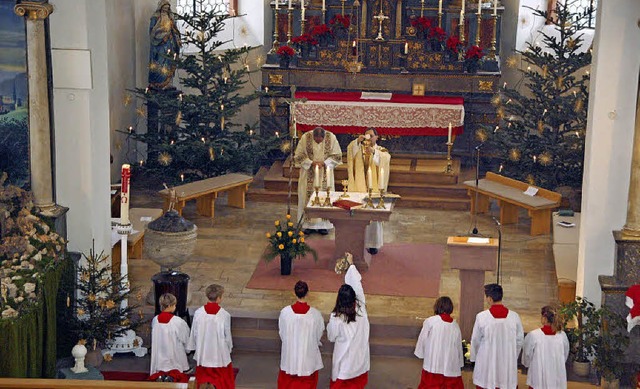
[492, 216, 502, 285]
[472, 143, 484, 235]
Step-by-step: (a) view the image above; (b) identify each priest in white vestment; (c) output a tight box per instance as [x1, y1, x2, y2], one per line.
[188, 284, 235, 389]
[522, 306, 569, 389]
[150, 293, 190, 382]
[346, 128, 391, 254]
[414, 296, 464, 388]
[470, 283, 524, 389]
[294, 127, 343, 234]
[278, 280, 325, 388]
[327, 257, 370, 388]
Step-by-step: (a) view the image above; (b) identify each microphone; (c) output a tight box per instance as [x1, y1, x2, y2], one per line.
[492, 216, 501, 227]
[475, 142, 486, 150]
[472, 227, 478, 235]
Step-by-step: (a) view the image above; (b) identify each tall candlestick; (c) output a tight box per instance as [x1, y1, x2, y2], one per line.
[120, 164, 131, 225]
[367, 166, 373, 190]
[275, 0, 279, 10]
[404, 42, 408, 54]
[322, 0, 326, 11]
[493, 0, 497, 15]
[314, 165, 320, 188]
[438, 0, 442, 13]
[477, 0, 482, 14]
[301, 0, 305, 10]
[448, 122, 452, 144]
[378, 167, 385, 190]
[288, 0, 292, 9]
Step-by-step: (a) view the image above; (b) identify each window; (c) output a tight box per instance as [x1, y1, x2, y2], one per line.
[547, 0, 597, 28]
[177, 0, 238, 16]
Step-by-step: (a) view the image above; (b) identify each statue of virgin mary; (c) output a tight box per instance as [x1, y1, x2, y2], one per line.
[148, 0, 182, 90]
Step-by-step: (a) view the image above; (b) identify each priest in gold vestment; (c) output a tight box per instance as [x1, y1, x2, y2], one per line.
[294, 127, 343, 234]
[347, 128, 391, 254]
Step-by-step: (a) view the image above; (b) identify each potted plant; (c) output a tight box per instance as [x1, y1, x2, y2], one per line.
[291, 33, 318, 58]
[261, 214, 317, 275]
[276, 45, 295, 68]
[445, 35, 462, 62]
[429, 26, 446, 52]
[593, 310, 629, 388]
[464, 45, 484, 73]
[310, 24, 333, 47]
[411, 16, 432, 40]
[559, 296, 602, 377]
[329, 14, 351, 39]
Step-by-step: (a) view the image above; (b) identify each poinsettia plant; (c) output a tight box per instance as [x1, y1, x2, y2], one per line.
[310, 24, 333, 39]
[411, 16, 432, 36]
[329, 14, 351, 30]
[446, 35, 462, 54]
[465, 45, 484, 60]
[291, 33, 318, 50]
[276, 45, 296, 59]
[430, 27, 447, 42]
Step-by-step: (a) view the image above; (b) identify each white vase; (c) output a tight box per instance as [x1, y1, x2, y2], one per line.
[572, 360, 590, 377]
[71, 343, 88, 373]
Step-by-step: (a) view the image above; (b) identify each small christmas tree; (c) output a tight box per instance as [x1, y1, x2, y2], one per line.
[484, 0, 592, 190]
[124, 0, 279, 183]
[68, 246, 143, 349]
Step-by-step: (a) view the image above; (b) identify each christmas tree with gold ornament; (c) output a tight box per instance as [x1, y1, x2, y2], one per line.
[484, 0, 592, 190]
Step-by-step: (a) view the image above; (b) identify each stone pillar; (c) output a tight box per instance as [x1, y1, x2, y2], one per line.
[14, 1, 55, 209]
[622, 78, 640, 238]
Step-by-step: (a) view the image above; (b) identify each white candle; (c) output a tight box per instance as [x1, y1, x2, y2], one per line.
[314, 165, 320, 188]
[493, 0, 497, 15]
[322, 0, 326, 11]
[288, 0, 292, 9]
[404, 42, 408, 54]
[448, 122, 452, 144]
[326, 166, 332, 189]
[477, 0, 482, 15]
[367, 166, 373, 190]
[301, 7, 305, 20]
[461, 0, 465, 18]
[438, 0, 442, 13]
[378, 167, 385, 190]
[275, 0, 279, 10]
[120, 164, 131, 225]
[301, 0, 305, 10]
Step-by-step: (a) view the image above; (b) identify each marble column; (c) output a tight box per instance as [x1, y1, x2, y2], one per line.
[14, 1, 55, 210]
[621, 77, 640, 238]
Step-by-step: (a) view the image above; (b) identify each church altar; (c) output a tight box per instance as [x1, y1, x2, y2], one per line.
[294, 91, 464, 136]
[304, 191, 398, 271]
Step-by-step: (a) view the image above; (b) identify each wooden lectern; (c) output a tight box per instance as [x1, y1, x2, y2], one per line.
[447, 236, 498, 340]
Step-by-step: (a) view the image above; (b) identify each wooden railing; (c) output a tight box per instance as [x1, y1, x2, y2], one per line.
[0, 377, 196, 389]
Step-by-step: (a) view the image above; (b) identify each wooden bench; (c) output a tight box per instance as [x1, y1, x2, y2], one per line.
[159, 173, 253, 218]
[463, 172, 562, 236]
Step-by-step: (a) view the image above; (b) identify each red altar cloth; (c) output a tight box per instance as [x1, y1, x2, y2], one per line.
[294, 92, 465, 136]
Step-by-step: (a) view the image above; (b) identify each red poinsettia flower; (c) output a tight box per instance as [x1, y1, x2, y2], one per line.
[277, 45, 295, 58]
[310, 24, 333, 38]
[329, 14, 351, 29]
[411, 16, 432, 32]
[446, 35, 462, 53]
[429, 27, 447, 42]
[291, 33, 318, 48]
[466, 45, 484, 60]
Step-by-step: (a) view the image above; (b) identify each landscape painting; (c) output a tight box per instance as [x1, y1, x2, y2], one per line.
[0, 0, 29, 188]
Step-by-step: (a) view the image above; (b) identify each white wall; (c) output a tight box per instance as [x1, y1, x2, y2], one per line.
[577, 0, 640, 304]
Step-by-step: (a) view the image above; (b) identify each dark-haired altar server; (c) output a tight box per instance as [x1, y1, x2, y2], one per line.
[278, 280, 325, 388]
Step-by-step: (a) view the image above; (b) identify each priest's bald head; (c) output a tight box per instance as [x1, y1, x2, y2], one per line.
[312, 127, 326, 144]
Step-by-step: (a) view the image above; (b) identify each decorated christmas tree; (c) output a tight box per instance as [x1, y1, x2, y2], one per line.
[484, 0, 592, 190]
[124, 0, 279, 183]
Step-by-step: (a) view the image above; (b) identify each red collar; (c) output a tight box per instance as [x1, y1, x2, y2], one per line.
[489, 304, 509, 319]
[158, 312, 174, 324]
[292, 301, 310, 314]
[541, 325, 556, 335]
[204, 302, 221, 314]
[439, 313, 453, 323]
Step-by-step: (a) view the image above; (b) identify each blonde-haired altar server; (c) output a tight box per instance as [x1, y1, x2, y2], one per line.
[414, 296, 464, 389]
[294, 127, 343, 235]
[346, 127, 391, 254]
[522, 306, 570, 389]
[278, 280, 325, 388]
[327, 255, 370, 388]
[149, 293, 190, 383]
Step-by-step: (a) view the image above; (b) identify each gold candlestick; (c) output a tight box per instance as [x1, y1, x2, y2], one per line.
[488, 14, 498, 59]
[475, 12, 482, 47]
[364, 188, 375, 208]
[340, 179, 350, 198]
[311, 187, 322, 206]
[287, 8, 293, 45]
[444, 142, 454, 174]
[420, 0, 425, 17]
[322, 9, 326, 24]
[323, 188, 332, 207]
[438, 11, 443, 28]
[376, 189, 386, 209]
[269, 9, 280, 54]
[301, 17, 307, 34]
[341, 0, 346, 15]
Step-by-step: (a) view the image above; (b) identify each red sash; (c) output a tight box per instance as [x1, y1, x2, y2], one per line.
[330, 372, 368, 389]
[418, 370, 464, 389]
[195, 363, 235, 389]
[277, 369, 319, 388]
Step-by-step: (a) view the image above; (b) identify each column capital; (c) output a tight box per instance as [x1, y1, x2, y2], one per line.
[14, 1, 54, 20]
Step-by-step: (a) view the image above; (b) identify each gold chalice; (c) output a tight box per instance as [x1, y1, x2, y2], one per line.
[340, 179, 350, 198]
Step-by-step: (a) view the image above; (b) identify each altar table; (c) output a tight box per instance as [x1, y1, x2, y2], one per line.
[305, 191, 398, 271]
[294, 91, 464, 136]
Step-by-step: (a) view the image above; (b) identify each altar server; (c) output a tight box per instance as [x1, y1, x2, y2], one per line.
[149, 293, 190, 382]
[294, 126, 343, 234]
[470, 283, 524, 389]
[346, 127, 391, 254]
[278, 280, 325, 388]
[522, 305, 570, 389]
[327, 255, 370, 388]
[188, 284, 235, 389]
[414, 296, 464, 389]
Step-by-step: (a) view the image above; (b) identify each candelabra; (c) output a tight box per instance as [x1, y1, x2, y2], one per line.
[376, 189, 386, 209]
[311, 187, 322, 206]
[475, 12, 482, 47]
[444, 142, 454, 174]
[364, 188, 375, 208]
[488, 14, 498, 60]
[269, 9, 280, 54]
[287, 8, 293, 45]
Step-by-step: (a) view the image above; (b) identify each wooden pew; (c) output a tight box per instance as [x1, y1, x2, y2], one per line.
[159, 173, 253, 219]
[463, 172, 562, 236]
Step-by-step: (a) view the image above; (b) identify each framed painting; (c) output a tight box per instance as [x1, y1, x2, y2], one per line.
[0, 0, 29, 188]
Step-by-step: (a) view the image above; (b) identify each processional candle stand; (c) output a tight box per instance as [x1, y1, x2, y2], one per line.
[269, 3, 280, 54]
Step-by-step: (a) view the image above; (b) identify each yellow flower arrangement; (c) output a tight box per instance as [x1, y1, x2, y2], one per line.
[278, 244, 285, 250]
[286, 214, 291, 220]
[277, 232, 282, 237]
[288, 231, 293, 237]
[288, 222, 294, 227]
[262, 214, 317, 263]
[266, 233, 271, 238]
[275, 220, 280, 226]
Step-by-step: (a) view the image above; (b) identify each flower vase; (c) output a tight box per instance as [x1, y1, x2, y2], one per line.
[572, 360, 590, 377]
[300, 46, 311, 59]
[280, 253, 292, 275]
[85, 347, 103, 368]
[279, 57, 290, 69]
